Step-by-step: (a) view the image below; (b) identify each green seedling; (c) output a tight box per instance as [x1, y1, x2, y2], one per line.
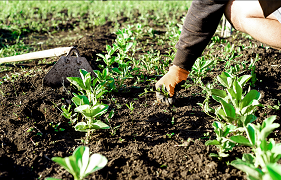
[49, 122, 65, 132]
[230, 116, 281, 179]
[61, 104, 78, 124]
[46, 146, 107, 180]
[66, 69, 110, 143]
[25, 126, 43, 146]
[200, 132, 210, 140]
[190, 57, 213, 86]
[248, 55, 260, 87]
[166, 133, 174, 139]
[205, 121, 236, 160]
[67, 69, 108, 104]
[157, 84, 170, 98]
[73, 103, 110, 133]
[208, 72, 260, 127]
[138, 87, 157, 97]
[96, 44, 119, 67]
[267, 103, 280, 111]
[171, 116, 175, 125]
[93, 68, 116, 93]
[126, 102, 135, 124]
[112, 62, 134, 89]
[105, 109, 120, 136]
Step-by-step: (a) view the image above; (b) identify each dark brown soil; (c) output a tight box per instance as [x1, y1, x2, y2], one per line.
[1, 16, 281, 180]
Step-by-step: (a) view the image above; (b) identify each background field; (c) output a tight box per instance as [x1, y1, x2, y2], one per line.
[1, 1, 281, 180]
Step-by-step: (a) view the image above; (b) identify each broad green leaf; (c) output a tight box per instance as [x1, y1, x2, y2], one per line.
[75, 105, 92, 118]
[230, 135, 252, 146]
[65, 156, 79, 179]
[108, 109, 114, 119]
[231, 159, 263, 179]
[241, 102, 259, 115]
[90, 120, 110, 129]
[217, 72, 231, 88]
[233, 80, 242, 102]
[205, 140, 220, 146]
[262, 115, 277, 129]
[243, 114, 257, 126]
[246, 124, 256, 146]
[96, 54, 105, 59]
[92, 78, 98, 88]
[72, 94, 89, 106]
[213, 121, 222, 136]
[80, 69, 89, 77]
[202, 60, 213, 69]
[226, 124, 237, 132]
[271, 143, 281, 155]
[226, 77, 233, 89]
[74, 122, 88, 132]
[210, 89, 227, 98]
[238, 75, 252, 87]
[67, 77, 86, 90]
[259, 139, 268, 151]
[216, 107, 227, 122]
[209, 153, 219, 158]
[90, 104, 109, 118]
[112, 67, 121, 75]
[223, 124, 237, 137]
[82, 70, 91, 90]
[84, 154, 108, 177]
[240, 90, 260, 109]
[80, 147, 90, 178]
[45, 178, 62, 180]
[260, 124, 280, 140]
[242, 153, 255, 164]
[217, 76, 228, 88]
[266, 163, 281, 180]
[212, 95, 222, 103]
[52, 157, 71, 173]
[75, 104, 108, 119]
[93, 70, 102, 79]
[224, 141, 236, 151]
[219, 152, 230, 157]
[220, 98, 236, 119]
[227, 88, 238, 108]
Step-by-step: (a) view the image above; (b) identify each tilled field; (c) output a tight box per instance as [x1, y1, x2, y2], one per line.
[1, 13, 281, 180]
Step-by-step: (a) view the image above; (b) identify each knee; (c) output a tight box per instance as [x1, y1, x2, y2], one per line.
[224, 0, 247, 32]
[224, 0, 263, 32]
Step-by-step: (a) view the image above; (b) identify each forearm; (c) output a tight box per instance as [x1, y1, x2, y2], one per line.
[173, 0, 228, 71]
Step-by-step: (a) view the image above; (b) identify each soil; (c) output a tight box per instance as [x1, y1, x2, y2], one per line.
[1, 15, 281, 180]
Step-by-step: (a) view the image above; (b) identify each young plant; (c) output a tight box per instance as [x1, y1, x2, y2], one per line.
[61, 104, 77, 124]
[205, 121, 236, 160]
[65, 69, 110, 141]
[96, 44, 119, 67]
[190, 57, 213, 86]
[105, 109, 120, 136]
[209, 72, 260, 127]
[46, 146, 107, 180]
[93, 68, 116, 93]
[67, 69, 108, 104]
[230, 116, 281, 179]
[126, 102, 135, 124]
[111, 62, 133, 90]
[49, 122, 65, 132]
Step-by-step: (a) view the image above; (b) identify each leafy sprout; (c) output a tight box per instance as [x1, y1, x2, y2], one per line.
[46, 146, 107, 180]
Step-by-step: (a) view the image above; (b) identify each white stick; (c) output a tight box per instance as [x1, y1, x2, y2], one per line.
[0, 47, 73, 64]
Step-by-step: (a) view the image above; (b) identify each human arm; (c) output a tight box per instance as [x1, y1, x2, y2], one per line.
[156, 0, 228, 104]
